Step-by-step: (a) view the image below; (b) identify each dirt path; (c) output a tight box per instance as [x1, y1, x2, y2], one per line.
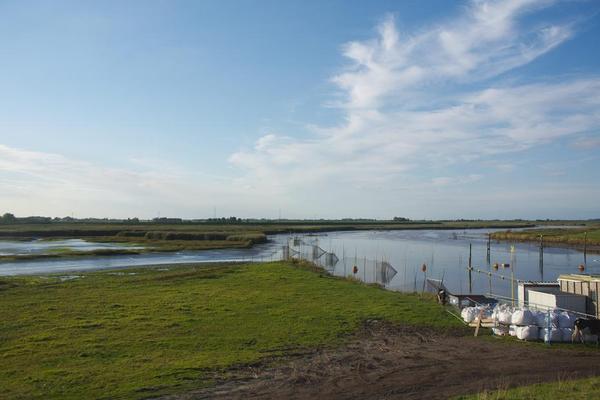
[160, 321, 600, 400]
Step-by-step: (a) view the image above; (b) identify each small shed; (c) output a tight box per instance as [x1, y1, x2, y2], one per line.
[558, 274, 600, 317]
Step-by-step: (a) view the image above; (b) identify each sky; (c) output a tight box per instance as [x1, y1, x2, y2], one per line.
[1, 0, 599, 220]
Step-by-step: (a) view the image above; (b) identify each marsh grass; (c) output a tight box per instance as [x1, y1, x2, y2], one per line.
[491, 227, 600, 247]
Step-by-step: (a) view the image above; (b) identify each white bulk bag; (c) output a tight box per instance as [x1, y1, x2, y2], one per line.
[498, 310, 513, 325]
[532, 310, 547, 327]
[481, 307, 493, 319]
[493, 326, 509, 336]
[516, 325, 539, 341]
[509, 324, 517, 337]
[557, 311, 576, 329]
[541, 328, 561, 342]
[461, 307, 478, 323]
[561, 328, 573, 342]
[536, 310, 560, 328]
[582, 334, 599, 344]
[511, 309, 534, 326]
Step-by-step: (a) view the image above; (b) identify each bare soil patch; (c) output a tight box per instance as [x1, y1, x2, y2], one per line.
[159, 321, 600, 400]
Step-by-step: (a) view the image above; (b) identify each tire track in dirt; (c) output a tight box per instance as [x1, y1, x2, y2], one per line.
[158, 321, 600, 400]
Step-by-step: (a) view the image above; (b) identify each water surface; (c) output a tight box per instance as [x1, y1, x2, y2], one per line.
[1, 229, 596, 299]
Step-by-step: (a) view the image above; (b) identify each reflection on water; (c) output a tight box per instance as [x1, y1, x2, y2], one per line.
[0, 239, 142, 256]
[278, 229, 593, 298]
[0, 229, 594, 299]
[0, 240, 282, 276]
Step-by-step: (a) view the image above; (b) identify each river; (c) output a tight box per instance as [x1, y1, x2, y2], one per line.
[0, 229, 596, 298]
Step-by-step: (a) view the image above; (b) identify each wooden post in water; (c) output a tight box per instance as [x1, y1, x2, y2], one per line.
[342, 245, 346, 277]
[413, 268, 417, 293]
[539, 235, 544, 281]
[421, 264, 427, 293]
[486, 233, 491, 264]
[584, 232, 588, 268]
[510, 245, 515, 307]
[468, 243, 473, 294]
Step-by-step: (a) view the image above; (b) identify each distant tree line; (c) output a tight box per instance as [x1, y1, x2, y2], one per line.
[0, 213, 142, 225]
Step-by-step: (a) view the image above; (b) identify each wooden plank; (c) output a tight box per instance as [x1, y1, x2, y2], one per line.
[469, 321, 495, 328]
[473, 309, 485, 337]
[474, 318, 482, 337]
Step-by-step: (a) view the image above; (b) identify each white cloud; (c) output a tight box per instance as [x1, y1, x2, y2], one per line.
[227, 0, 600, 218]
[3, 0, 599, 219]
[0, 144, 275, 218]
[432, 174, 483, 187]
[329, 0, 571, 111]
[572, 136, 600, 149]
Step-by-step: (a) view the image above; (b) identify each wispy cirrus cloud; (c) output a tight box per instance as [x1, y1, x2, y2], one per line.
[331, 0, 572, 110]
[229, 0, 599, 203]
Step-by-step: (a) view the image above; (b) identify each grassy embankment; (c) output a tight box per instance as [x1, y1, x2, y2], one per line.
[0, 261, 460, 399]
[491, 226, 600, 252]
[0, 220, 538, 261]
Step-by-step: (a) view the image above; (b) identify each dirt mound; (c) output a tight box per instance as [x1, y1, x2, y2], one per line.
[160, 321, 600, 400]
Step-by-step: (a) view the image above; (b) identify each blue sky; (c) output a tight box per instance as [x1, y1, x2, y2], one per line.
[1, 0, 599, 219]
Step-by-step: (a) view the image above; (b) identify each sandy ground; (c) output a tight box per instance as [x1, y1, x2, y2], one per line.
[158, 321, 600, 400]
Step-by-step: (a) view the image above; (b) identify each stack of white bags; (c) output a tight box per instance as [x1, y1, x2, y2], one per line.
[485, 304, 577, 342]
[460, 305, 493, 324]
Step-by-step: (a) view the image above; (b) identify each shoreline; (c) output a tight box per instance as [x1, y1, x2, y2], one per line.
[491, 237, 600, 255]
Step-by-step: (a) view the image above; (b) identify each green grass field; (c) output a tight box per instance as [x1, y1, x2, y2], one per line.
[0, 261, 459, 399]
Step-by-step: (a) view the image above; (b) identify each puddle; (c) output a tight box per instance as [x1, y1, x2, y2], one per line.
[108, 272, 138, 276]
[59, 275, 83, 281]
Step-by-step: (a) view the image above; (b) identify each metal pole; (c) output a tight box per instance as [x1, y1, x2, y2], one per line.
[468, 243, 472, 294]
